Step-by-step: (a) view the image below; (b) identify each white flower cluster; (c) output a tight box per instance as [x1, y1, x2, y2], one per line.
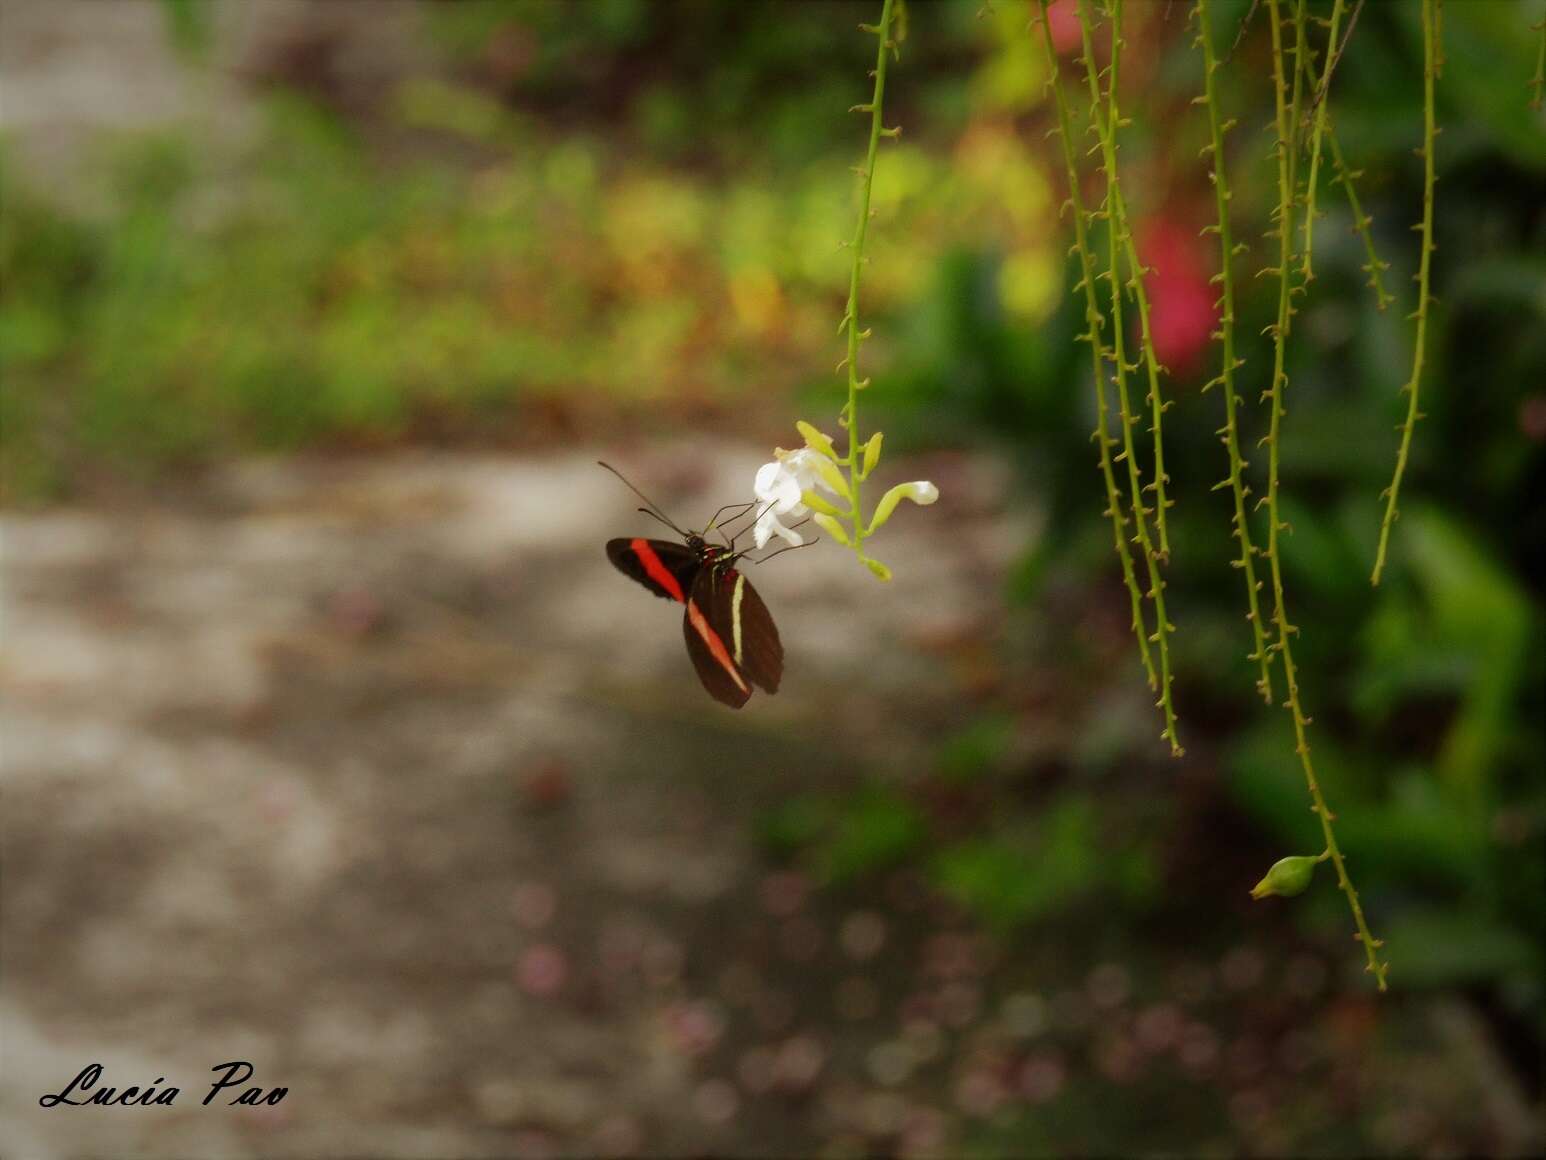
[751, 449, 833, 548]
[750, 421, 938, 569]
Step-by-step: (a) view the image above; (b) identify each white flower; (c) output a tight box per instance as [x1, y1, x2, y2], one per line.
[752, 448, 834, 548]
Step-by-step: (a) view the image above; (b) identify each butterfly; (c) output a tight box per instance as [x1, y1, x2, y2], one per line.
[601, 462, 801, 708]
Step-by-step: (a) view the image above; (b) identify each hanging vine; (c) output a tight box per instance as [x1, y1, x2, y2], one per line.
[1193, 0, 1274, 705]
[1074, 0, 1183, 756]
[1261, 0, 1388, 989]
[1078, 0, 1179, 565]
[1016, 0, 1463, 988]
[1298, 0, 1347, 282]
[1327, 125, 1395, 312]
[1371, 0, 1441, 586]
[1034, 0, 1156, 694]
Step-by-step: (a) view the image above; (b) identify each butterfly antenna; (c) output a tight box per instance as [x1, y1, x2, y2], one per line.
[727, 498, 782, 551]
[753, 537, 819, 564]
[721, 503, 776, 548]
[598, 461, 688, 537]
[704, 499, 758, 538]
[636, 507, 682, 535]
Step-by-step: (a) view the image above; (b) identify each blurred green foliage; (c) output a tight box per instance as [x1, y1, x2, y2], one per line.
[758, 0, 1543, 1032]
[1, 2, 1069, 499]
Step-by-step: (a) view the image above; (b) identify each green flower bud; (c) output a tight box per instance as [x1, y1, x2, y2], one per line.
[796, 420, 839, 461]
[867, 479, 939, 534]
[861, 432, 883, 479]
[1250, 855, 1319, 900]
[800, 489, 849, 518]
[862, 556, 892, 582]
[812, 513, 852, 546]
[810, 454, 852, 499]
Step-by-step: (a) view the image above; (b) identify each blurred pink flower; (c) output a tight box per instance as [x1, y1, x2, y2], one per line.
[1137, 218, 1218, 379]
[1046, 0, 1082, 54]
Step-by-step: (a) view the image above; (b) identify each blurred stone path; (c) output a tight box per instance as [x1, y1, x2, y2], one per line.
[0, 444, 1017, 1158]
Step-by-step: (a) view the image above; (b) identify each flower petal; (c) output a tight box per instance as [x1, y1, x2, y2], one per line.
[754, 457, 810, 512]
[781, 448, 823, 491]
[753, 460, 783, 497]
[754, 507, 804, 548]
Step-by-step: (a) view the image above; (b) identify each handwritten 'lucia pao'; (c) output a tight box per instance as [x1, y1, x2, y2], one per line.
[39, 1061, 288, 1108]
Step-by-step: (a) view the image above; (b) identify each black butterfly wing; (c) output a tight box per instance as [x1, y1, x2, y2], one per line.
[726, 569, 783, 694]
[606, 537, 699, 603]
[682, 567, 754, 709]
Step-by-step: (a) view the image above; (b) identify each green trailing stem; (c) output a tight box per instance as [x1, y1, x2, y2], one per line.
[1294, 15, 1393, 313]
[1079, 0, 1177, 563]
[1326, 124, 1395, 312]
[1298, 0, 1346, 283]
[1264, 0, 1388, 990]
[1034, 0, 1156, 693]
[1194, 0, 1274, 705]
[1076, 0, 1183, 756]
[1370, 0, 1439, 587]
[1435, 0, 1445, 76]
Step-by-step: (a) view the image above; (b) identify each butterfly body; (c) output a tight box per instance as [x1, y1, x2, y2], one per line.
[606, 535, 783, 708]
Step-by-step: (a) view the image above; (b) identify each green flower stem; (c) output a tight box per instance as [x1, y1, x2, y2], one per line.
[1195, 0, 1274, 705]
[1034, 0, 1156, 693]
[1299, 0, 1346, 283]
[1371, 0, 1439, 587]
[1266, 0, 1388, 990]
[838, 0, 898, 566]
[1079, 0, 1176, 563]
[1326, 123, 1395, 312]
[1076, 0, 1182, 756]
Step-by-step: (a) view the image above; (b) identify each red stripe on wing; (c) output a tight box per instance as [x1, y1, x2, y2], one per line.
[631, 537, 686, 602]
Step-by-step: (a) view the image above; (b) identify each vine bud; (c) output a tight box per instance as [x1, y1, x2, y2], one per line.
[1250, 855, 1319, 900]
